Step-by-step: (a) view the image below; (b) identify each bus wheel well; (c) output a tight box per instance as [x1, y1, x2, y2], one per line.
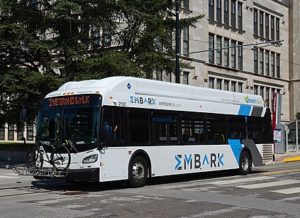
[242, 148, 252, 160]
[129, 150, 152, 178]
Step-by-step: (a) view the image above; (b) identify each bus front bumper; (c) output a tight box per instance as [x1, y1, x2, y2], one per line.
[31, 168, 99, 182]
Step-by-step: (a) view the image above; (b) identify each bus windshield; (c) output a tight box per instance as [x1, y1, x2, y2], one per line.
[36, 95, 101, 151]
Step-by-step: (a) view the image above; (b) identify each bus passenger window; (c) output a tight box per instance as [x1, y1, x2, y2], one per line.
[228, 116, 246, 140]
[181, 114, 205, 145]
[129, 110, 149, 145]
[152, 113, 179, 144]
[206, 114, 226, 144]
[102, 108, 126, 146]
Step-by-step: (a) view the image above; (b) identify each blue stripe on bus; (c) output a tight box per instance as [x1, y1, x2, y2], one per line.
[228, 139, 243, 165]
[238, 105, 252, 116]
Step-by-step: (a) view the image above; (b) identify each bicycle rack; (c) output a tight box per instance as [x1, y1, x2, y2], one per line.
[30, 167, 68, 178]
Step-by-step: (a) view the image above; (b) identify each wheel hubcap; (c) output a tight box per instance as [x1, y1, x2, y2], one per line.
[132, 162, 145, 182]
[242, 156, 249, 171]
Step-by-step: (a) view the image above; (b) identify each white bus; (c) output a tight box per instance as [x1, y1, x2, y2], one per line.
[30, 76, 274, 187]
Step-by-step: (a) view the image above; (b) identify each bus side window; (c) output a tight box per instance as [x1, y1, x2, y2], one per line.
[247, 117, 262, 143]
[228, 116, 246, 140]
[129, 110, 150, 145]
[102, 108, 126, 146]
[206, 114, 226, 144]
[152, 113, 179, 144]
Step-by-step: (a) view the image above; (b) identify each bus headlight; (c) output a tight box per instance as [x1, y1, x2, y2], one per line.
[82, 154, 98, 164]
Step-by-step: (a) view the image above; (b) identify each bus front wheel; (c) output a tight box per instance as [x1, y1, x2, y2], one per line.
[239, 150, 252, 175]
[128, 156, 148, 187]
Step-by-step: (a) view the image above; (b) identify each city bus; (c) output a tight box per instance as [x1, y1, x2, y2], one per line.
[31, 76, 274, 187]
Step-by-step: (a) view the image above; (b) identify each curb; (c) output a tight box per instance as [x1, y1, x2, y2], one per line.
[282, 156, 300, 163]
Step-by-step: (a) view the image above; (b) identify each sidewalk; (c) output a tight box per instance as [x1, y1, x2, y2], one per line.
[274, 152, 300, 163]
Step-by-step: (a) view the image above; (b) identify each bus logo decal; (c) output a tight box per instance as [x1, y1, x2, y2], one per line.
[175, 153, 224, 171]
[175, 155, 182, 170]
[130, 96, 156, 105]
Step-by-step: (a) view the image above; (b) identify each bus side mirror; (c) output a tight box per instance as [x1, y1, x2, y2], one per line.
[20, 106, 27, 122]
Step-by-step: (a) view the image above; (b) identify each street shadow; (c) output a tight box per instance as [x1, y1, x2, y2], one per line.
[30, 168, 266, 193]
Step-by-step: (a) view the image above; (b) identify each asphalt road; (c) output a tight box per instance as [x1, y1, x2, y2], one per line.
[0, 162, 300, 218]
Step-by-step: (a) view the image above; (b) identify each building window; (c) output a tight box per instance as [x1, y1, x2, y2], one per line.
[224, 0, 229, 26]
[216, 36, 222, 65]
[183, 0, 189, 10]
[209, 33, 215, 64]
[265, 14, 269, 39]
[216, 0, 222, 23]
[8, 124, 14, 141]
[276, 18, 280, 40]
[92, 26, 100, 48]
[224, 38, 229, 67]
[260, 86, 264, 99]
[0, 124, 4, 140]
[276, 53, 280, 78]
[224, 80, 229, 91]
[165, 72, 172, 82]
[237, 2, 242, 30]
[238, 82, 243, 93]
[209, 0, 214, 20]
[183, 26, 189, 56]
[254, 9, 258, 35]
[238, 42, 243, 70]
[266, 87, 270, 107]
[231, 40, 236, 68]
[103, 30, 112, 47]
[182, 71, 189, 85]
[156, 71, 163, 81]
[231, 81, 236, 92]
[271, 52, 275, 77]
[254, 85, 258, 95]
[254, 48, 258, 74]
[259, 11, 264, 38]
[17, 126, 24, 141]
[265, 50, 270, 76]
[27, 124, 34, 141]
[231, 0, 236, 28]
[209, 77, 215, 89]
[259, 49, 264, 74]
[271, 16, 275, 40]
[217, 78, 222, 90]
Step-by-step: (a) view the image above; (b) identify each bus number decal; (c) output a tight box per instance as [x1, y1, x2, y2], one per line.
[175, 153, 224, 171]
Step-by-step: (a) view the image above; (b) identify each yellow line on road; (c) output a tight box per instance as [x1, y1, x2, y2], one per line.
[282, 156, 300, 162]
[261, 169, 300, 176]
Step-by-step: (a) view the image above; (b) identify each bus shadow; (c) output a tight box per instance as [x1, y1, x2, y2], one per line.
[30, 169, 267, 193]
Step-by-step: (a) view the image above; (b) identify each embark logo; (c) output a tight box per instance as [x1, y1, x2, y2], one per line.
[129, 96, 156, 105]
[175, 153, 224, 170]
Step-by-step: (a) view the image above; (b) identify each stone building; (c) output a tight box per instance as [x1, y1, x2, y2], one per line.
[156, 0, 291, 123]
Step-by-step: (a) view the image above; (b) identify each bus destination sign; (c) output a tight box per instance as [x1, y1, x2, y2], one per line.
[48, 95, 90, 107]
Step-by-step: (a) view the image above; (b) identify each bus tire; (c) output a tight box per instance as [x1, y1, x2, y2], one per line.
[128, 156, 148, 187]
[239, 150, 252, 175]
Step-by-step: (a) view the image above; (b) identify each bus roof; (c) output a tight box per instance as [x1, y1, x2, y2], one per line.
[45, 76, 267, 117]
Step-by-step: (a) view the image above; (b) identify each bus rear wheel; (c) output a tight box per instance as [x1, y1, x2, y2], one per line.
[128, 156, 148, 187]
[239, 150, 252, 175]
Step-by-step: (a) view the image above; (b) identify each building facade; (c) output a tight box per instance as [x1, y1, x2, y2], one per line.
[0, 0, 296, 143]
[155, 0, 291, 124]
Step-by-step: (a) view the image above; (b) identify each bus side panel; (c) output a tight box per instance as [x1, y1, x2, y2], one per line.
[100, 147, 128, 182]
[242, 139, 263, 166]
[145, 145, 240, 177]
